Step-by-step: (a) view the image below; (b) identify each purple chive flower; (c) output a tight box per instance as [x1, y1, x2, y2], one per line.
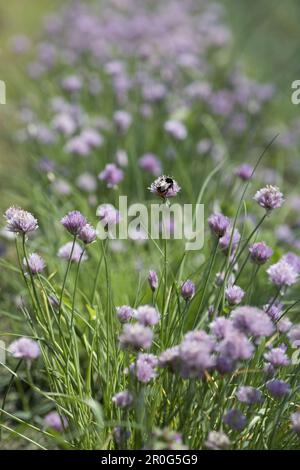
[288, 324, 300, 348]
[282, 252, 300, 274]
[148, 270, 158, 292]
[181, 280, 196, 300]
[208, 213, 230, 238]
[119, 323, 153, 350]
[230, 306, 274, 338]
[267, 260, 298, 287]
[61, 75, 82, 92]
[78, 224, 97, 244]
[134, 353, 158, 383]
[216, 330, 254, 362]
[135, 305, 160, 326]
[44, 411, 68, 432]
[116, 305, 134, 323]
[264, 346, 290, 367]
[159, 347, 180, 371]
[236, 386, 263, 405]
[225, 285, 245, 306]
[149, 175, 181, 200]
[235, 163, 253, 181]
[223, 409, 247, 431]
[263, 362, 275, 378]
[61, 211, 87, 236]
[205, 431, 230, 450]
[57, 242, 88, 263]
[8, 337, 40, 360]
[113, 110, 132, 133]
[254, 185, 284, 211]
[210, 317, 235, 339]
[164, 120, 187, 140]
[76, 172, 97, 193]
[65, 136, 90, 156]
[4, 207, 38, 234]
[249, 242, 273, 265]
[23, 253, 45, 275]
[219, 228, 241, 254]
[116, 150, 128, 167]
[178, 331, 216, 378]
[291, 412, 300, 434]
[52, 112, 76, 135]
[98, 163, 124, 188]
[80, 129, 103, 148]
[139, 153, 162, 176]
[112, 390, 133, 408]
[97, 204, 120, 228]
[266, 379, 291, 398]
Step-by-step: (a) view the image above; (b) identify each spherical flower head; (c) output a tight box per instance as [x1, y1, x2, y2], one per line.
[76, 172, 97, 193]
[225, 285, 245, 306]
[181, 280, 196, 300]
[281, 252, 300, 274]
[24, 253, 45, 275]
[112, 390, 133, 408]
[116, 305, 134, 323]
[288, 324, 300, 348]
[208, 213, 230, 238]
[135, 305, 160, 326]
[96, 204, 120, 228]
[98, 163, 124, 188]
[4, 207, 38, 234]
[159, 346, 180, 371]
[80, 128, 103, 148]
[223, 409, 247, 431]
[149, 175, 181, 200]
[216, 330, 254, 362]
[219, 228, 241, 254]
[235, 163, 253, 181]
[164, 120, 187, 140]
[236, 386, 263, 405]
[113, 110, 132, 133]
[230, 306, 274, 338]
[135, 353, 158, 383]
[264, 346, 290, 367]
[178, 330, 216, 378]
[139, 153, 162, 176]
[61, 75, 82, 92]
[78, 224, 97, 244]
[291, 411, 300, 434]
[44, 411, 68, 432]
[9, 337, 40, 360]
[148, 270, 158, 292]
[65, 136, 90, 156]
[61, 210, 87, 236]
[119, 323, 153, 350]
[267, 260, 298, 287]
[249, 242, 273, 265]
[266, 379, 291, 398]
[57, 242, 88, 263]
[254, 185, 284, 211]
[205, 431, 230, 450]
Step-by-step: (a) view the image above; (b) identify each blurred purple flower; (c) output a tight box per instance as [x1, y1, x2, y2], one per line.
[249, 242, 273, 265]
[9, 337, 40, 360]
[98, 163, 124, 188]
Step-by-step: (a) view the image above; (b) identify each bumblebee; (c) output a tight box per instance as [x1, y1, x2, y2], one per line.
[156, 176, 174, 196]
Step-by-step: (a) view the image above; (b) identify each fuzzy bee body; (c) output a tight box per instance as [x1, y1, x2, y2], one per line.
[156, 177, 174, 196]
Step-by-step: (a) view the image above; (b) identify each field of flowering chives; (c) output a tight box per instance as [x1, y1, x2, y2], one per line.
[1, 0, 300, 451]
